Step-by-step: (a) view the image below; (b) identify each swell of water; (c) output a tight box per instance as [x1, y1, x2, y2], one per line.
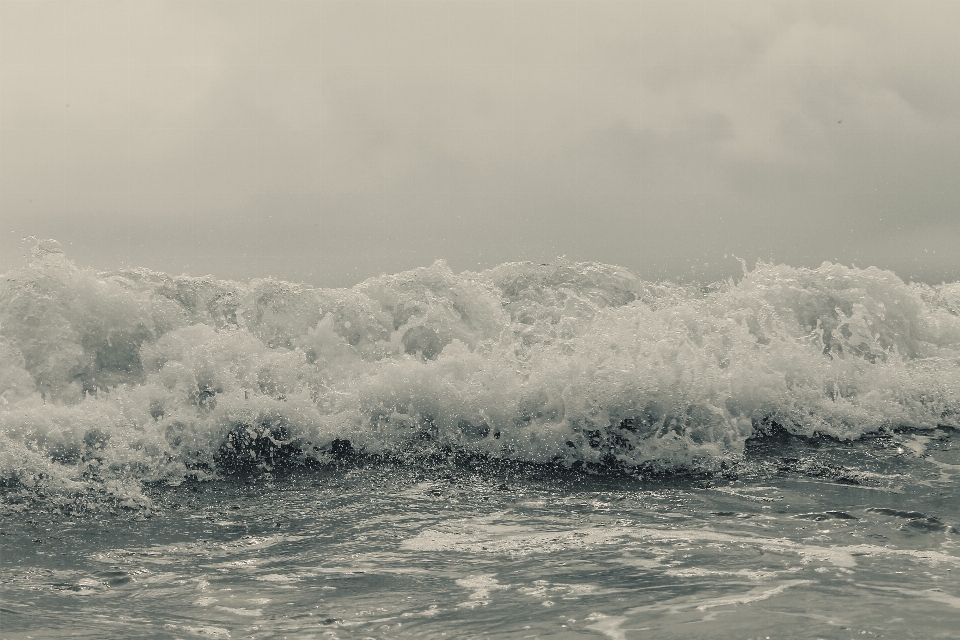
[2, 240, 959, 508]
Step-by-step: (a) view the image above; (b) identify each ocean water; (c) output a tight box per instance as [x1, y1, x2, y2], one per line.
[2, 240, 960, 638]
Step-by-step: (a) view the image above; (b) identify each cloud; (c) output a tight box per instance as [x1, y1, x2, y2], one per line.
[1, 0, 958, 285]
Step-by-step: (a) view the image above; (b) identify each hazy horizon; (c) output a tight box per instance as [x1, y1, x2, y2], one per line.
[3, 0, 959, 287]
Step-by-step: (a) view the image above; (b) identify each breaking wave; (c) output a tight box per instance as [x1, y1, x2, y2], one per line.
[2, 239, 959, 507]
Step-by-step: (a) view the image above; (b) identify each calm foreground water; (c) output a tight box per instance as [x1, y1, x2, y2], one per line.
[3, 427, 960, 639]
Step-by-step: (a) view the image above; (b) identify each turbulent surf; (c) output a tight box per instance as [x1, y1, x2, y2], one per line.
[2, 240, 959, 507]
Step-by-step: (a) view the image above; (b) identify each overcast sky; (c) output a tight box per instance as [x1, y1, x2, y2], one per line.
[2, 0, 958, 286]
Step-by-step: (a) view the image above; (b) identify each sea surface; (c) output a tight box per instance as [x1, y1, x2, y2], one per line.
[2, 241, 960, 638]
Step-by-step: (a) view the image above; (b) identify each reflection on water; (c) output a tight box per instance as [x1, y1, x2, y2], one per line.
[3, 428, 960, 639]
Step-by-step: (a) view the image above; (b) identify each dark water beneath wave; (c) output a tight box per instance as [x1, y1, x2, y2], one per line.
[2, 241, 960, 637]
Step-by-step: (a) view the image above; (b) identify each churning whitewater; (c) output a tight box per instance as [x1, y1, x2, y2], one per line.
[2, 240, 959, 507]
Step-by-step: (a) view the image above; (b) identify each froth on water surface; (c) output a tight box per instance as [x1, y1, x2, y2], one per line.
[3, 242, 960, 636]
[2, 240, 959, 508]
[3, 428, 960, 638]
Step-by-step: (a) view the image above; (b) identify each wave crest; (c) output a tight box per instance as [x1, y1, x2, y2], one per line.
[2, 244, 959, 505]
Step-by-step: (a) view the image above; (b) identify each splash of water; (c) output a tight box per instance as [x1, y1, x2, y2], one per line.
[2, 240, 958, 507]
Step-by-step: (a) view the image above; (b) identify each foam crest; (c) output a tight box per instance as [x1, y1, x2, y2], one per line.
[2, 243, 959, 505]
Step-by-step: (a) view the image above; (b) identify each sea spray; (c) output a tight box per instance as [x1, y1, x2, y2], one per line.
[2, 240, 959, 507]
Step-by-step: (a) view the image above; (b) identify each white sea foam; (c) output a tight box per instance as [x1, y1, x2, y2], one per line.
[2, 240, 959, 503]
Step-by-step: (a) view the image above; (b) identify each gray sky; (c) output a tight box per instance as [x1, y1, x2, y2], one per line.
[2, 0, 959, 286]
